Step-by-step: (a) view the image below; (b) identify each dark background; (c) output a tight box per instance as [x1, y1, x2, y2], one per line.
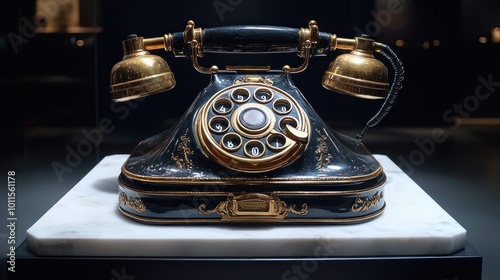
[1, 0, 500, 279]
[2, 0, 499, 132]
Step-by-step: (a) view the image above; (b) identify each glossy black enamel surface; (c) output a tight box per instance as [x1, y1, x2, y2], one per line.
[171, 27, 331, 55]
[122, 72, 381, 181]
[119, 174, 385, 224]
[203, 26, 299, 53]
[118, 71, 386, 224]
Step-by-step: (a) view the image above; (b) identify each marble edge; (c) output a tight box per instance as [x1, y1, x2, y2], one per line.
[26, 154, 468, 257]
[26, 229, 468, 257]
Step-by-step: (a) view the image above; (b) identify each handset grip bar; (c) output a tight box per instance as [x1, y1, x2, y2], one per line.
[192, 26, 328, 54]
[143, 20, 357, 57]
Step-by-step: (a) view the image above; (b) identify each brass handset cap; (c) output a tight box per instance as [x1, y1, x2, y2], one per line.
[110, 35, 176, 102]
[322, 36, 389, 99]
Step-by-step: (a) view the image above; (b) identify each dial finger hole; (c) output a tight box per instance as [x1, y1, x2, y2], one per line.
[231, 88, 250, 103]
[213, 98, 233, 115]
[209, 116, 230, 134]
[221, 133, 242, 151]
[273, 99, 292, 115]
[244, 140, 266, 158]
[279, 117, 299, 132]
[266, 133, 287, 151]
[254, 88, 274, 104]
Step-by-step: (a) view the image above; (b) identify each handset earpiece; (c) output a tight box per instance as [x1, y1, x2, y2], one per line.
[109, 35, 176, 102]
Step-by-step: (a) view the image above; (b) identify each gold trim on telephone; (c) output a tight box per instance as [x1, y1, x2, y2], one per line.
[109, 20, 404, 224]
[195, 80, 310, 173]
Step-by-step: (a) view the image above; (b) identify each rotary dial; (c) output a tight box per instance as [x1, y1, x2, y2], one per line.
[195, 82, 310, 173]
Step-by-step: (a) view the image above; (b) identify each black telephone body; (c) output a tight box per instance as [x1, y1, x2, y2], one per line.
[110, 20, 404, 224]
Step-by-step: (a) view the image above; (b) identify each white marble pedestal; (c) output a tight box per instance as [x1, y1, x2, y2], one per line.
[27, 154, 466, 257]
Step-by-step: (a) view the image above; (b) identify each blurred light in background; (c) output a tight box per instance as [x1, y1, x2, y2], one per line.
[422, 40, 430, 49]
[492, 27, 500, 43]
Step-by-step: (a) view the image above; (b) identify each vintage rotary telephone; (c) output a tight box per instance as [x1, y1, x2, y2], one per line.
[110, 20, 404, 224]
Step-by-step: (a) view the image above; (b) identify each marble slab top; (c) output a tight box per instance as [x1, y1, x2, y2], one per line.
[27, 154, 466, 257]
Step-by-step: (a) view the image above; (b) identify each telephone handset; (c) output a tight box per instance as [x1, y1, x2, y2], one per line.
[110, 20, 404, 224]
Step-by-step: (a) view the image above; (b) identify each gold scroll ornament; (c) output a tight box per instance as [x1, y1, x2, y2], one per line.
[199, 192, 308, 221]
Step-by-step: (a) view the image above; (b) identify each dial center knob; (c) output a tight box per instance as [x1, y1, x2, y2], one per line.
[239, 107, 268, 130]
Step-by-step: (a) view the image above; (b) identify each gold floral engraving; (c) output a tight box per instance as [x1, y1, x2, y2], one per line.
[171, 129, 194, 172]
[119, 191, 146, 212]
[199, 192, 308, 220]
[351, 191, 384, 212]
[315, 129, 333, 170]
